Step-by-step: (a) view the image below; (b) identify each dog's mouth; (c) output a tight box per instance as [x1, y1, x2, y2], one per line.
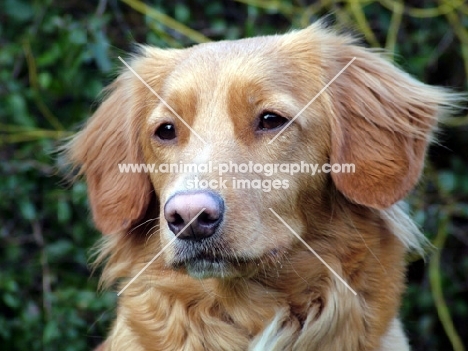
[171, 252, 255, 279]
[170, 241, 286, 280]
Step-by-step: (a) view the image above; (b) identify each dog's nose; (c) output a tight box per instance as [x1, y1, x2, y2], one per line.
[164, 191, 224, 240]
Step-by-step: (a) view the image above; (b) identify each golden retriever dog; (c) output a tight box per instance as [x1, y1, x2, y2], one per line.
[66, 22, 461, 350]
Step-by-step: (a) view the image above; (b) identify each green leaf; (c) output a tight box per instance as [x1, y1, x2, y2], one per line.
[20, 200, 36, 221]
[3, 293, 20, 308]
[46, 240, 74, 259]
[43, 320, 59, 342]
[57, 198, 71, 223]
[8, 94, 35, 127]
[438, 171, 456, 194]
[5, 0, 35, 22]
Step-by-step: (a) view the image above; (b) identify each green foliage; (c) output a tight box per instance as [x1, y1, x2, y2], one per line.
[1, 0, 467, 350]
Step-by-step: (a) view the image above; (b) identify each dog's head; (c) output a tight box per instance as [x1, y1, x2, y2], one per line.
[67, 24, 453, 280]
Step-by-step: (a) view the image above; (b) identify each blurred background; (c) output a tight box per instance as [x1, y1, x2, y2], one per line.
[1, 0, 467, 350]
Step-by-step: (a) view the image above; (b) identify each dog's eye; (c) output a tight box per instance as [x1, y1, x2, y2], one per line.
[155, 123, 176, 140]
[258, 113, 288, 131]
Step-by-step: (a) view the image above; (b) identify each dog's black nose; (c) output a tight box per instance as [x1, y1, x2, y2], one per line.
[164, 191, 224, 240]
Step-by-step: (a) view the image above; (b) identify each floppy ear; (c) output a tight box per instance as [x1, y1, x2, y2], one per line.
[66, 48, 183, 234]
[328, 44, 457, 209]
[67, 70, 152, 234]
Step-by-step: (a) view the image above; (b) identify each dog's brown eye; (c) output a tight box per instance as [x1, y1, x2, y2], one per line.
[155, 123, 176, 140]
[258, 113, 288, 131]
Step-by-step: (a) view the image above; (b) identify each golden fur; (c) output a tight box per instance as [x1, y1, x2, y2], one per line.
[66, 23, 461, 350]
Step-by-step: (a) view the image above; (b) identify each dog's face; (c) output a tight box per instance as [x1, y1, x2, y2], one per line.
[68, 25, 446, 281]
[141, 37, 331, 279]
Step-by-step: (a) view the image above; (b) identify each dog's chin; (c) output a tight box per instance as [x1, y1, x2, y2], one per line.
[172, 256, 257, 279]
[185, 259, 242, 279]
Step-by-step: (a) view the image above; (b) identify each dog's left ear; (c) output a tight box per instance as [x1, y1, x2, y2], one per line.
[328, 44, 457, 209]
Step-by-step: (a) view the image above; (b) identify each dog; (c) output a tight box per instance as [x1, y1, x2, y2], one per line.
[66, 22, 461, 350]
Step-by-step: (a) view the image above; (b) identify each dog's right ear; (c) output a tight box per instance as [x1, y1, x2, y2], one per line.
[66, 48, 180, 234]
[67, 71, 151, 234]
